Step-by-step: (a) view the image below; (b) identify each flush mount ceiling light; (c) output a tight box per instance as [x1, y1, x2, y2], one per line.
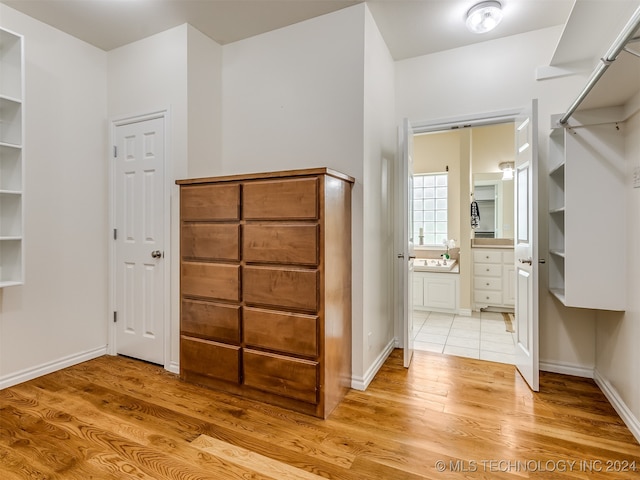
[466, 1, 503, 34]
[499, 161, 514, 180]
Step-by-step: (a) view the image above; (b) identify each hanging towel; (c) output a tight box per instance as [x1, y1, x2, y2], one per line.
[471, 200, 480, 229]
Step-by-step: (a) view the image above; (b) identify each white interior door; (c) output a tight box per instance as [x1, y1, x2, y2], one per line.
[400, 118, 415, 368]
[114, 116, 166, 365]
[514, 100, 539, 391]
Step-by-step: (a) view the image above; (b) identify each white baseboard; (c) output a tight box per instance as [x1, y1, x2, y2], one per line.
[594, 370, 640, 444]
[167, 360, 180, 375]
[351, 338, 396, 391]
[0, 346, 107, 390]
[539, 360, 594, 378]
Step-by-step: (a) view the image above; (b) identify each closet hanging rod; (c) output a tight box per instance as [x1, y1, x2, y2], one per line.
[558, 6, 640, 126]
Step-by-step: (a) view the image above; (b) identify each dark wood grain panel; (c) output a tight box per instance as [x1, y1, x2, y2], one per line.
[181, 223, 240, 261]
[181, 262, 240, 301]
[180, 183, 239, 221]
[243, 224, 318, 265]
[180, 335, 240, 384]
[244, 307, 318, 358]
[243, 266, 318, 312]
[181, 299, 241, 344]
[243, 177, 318, 220]
[243, 349, 319, 404]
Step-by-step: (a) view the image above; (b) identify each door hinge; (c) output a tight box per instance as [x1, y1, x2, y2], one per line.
[113, 228, 117, 240]
[113, 145, 117, 158]
[113, 311, 117, 323]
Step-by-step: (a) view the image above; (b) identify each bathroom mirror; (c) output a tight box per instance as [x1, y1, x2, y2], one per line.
[473, 173, 514, 239]
[471, 122, 515, 240]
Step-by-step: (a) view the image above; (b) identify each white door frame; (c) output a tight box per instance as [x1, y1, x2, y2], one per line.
[108, 108, 172, 370]
[395, 106, 534, 351]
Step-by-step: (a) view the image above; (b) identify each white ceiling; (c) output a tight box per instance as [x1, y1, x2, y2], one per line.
[1, 0, 574, 60]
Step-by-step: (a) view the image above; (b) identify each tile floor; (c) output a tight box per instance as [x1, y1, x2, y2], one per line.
[412, 310, 516, 364]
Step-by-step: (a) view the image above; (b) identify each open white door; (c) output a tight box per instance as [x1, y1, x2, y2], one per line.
[399, 118, 415, 368]
[514, 100, 539, 391]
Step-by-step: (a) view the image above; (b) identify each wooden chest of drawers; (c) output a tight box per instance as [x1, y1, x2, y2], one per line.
[176, 168, 353, 418]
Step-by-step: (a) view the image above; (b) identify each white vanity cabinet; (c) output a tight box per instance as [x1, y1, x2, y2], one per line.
[472, 248, 514, 310]
[548, 117, 625, 311]
[0, 28, 24, 287]
[413, 271, 459, 313]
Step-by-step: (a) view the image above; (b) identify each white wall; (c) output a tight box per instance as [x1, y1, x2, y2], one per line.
[0, 5, 108, 383]
[221, 5, 384, 385]
[360, 5, 396, 383]
[396, 26, 598, 374]
[595, 104, 640, 438]
[107, 24, 222, 370]
[187, 25, 223, 178]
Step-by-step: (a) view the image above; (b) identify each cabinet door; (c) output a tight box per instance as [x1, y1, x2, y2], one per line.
[423, 276, 457, 310]
[413, 275, 424, 307]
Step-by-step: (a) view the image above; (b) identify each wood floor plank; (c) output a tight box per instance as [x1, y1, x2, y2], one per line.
[2, 349, 640, 479]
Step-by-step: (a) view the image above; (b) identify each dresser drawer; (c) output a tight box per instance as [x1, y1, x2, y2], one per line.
[244, 307, 318, 358]
[243, 266, 318, 312]
[474, 290, 503, 305]
[473, 250, 502, 263]
[473, 277, 502, 292]
[181, 335, 241, 384]
[243, 224, 318, 265]
[180, 184, 240, 221]
[181, 224, 240, 261]
[181, 262, 240, 302]
[243, 178, 318, 220]
[243, 349, 318, 404]
[474, 264, 502, 277]
[181, 299, 240, 344]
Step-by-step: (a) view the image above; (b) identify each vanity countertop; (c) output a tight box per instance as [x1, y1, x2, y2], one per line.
[470, 238, 514, 249]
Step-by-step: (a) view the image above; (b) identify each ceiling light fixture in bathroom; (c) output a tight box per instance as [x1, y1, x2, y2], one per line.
[466, 1, 503, 34]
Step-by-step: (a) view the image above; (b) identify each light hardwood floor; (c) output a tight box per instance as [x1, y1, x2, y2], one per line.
[2, 349, 639, 479]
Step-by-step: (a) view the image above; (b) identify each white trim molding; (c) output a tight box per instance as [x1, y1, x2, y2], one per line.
[0, 347, 107, 390]
[351, 338, 396, 391]
[594, 369, 640, 444]
[539, 360, 594, 379]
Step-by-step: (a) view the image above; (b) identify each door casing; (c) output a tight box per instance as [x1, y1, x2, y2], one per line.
[395, 107, 538, 372]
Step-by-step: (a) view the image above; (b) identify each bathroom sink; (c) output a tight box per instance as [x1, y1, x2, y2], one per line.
[413, 258, 457, 272]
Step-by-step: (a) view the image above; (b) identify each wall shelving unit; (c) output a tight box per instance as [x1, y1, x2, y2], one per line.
[0, 27, 24, 287]
[547, 115, 625, 311]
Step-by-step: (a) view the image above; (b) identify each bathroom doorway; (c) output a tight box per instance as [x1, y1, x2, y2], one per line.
[404, 118, 518, 365]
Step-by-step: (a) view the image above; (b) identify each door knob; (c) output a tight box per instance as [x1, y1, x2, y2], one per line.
[519, 258, 532, 265]
[151, 250, 162, 258]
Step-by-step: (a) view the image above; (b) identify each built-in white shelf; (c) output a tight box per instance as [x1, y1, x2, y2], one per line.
[547, 117, 625, 311]
[0, 27, 24, 287]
